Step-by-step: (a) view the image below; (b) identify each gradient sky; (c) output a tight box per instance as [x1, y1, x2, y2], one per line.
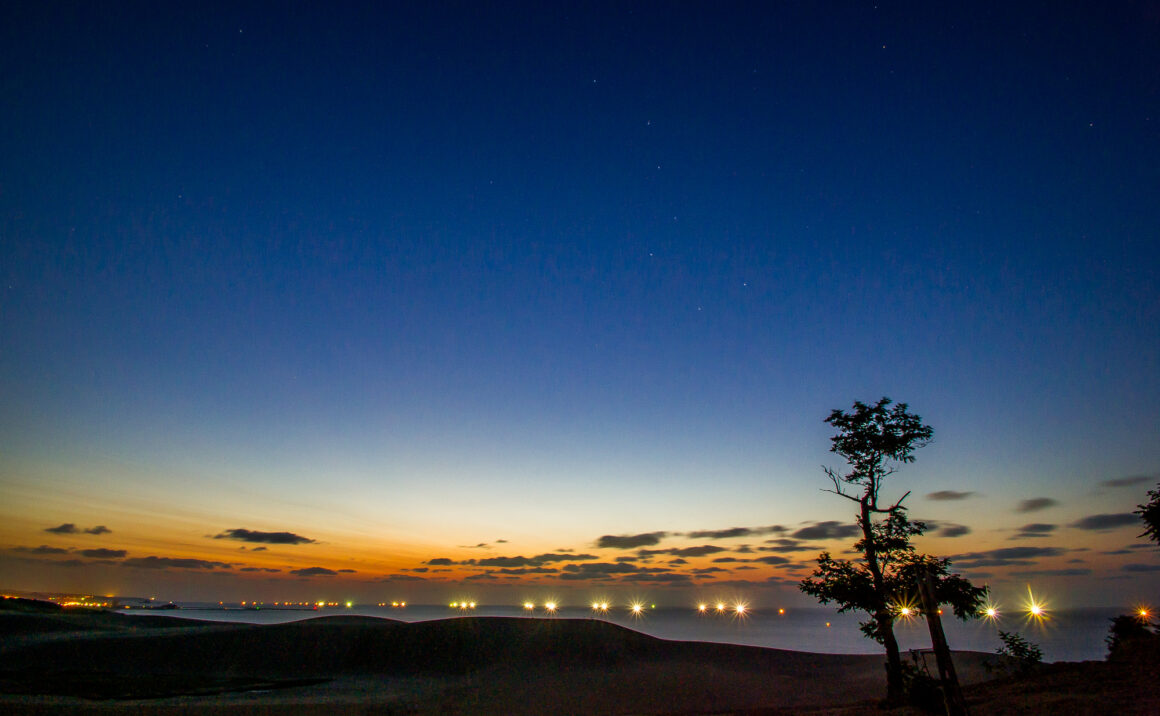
[2, 2, 1158, 608]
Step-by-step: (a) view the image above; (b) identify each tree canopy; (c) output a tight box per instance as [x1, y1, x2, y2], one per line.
[800, 397, 985, 705]
[1136, 482, 1160, 547]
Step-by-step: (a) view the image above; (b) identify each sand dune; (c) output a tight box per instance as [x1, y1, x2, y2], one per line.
[0, 611, 1006, 714]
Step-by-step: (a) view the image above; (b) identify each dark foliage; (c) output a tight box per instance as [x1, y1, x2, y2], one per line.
[1106, 613, 1159, 661]
[1136, 482, 1160, 546]
[995, 631, 1043, 673]
[799, 398, 985, 704]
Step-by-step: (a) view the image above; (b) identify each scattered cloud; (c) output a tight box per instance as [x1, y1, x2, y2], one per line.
[925, 521, 971, 538]
[424, 553, 598, 568]
[44, 523, 112, 535]
[14, 545, 69, 555]
[289, 567, 337, 577]
[382, 574, 428, 581]
[481, 553, 597, 567]
[664, 545, 726, 558]
[240, 567, 281, 573]
[791, 521, 860, 540]
[493, 567, 558, 575]
[926, 491, 976, 501]
[952, 546, 1067, 568]
[761, 538, 819, 553]
[472, 555, 544, 568]
[595, 531, 667, 549]
[1009, 568, 1092, 577]
[214, 528, 315, 545]
[79, 548, 127, 559]
[496, 539, 508, 543]
[122, 556, 232, 570]
[562, 562, 639, 575]
[1011, 523, 1057, 539]
[1070, 513, 1139, 531]
[754, 555, 790, 565]
[618, 571, 692, 584]
[1123, 564, 1160, 573]
[1016, 498, 1059, 513]
[683, 525, 785, 539]
[1101, 475, 1153, 488]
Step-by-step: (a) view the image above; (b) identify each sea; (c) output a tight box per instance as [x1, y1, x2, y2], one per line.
[124, 603, 1126, 663]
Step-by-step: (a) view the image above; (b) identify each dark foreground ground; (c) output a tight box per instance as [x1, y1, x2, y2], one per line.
[1, 609, 1155, 715]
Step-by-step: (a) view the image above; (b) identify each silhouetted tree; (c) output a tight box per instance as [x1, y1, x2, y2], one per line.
[799, 398, 986, 705]
[1136, 482, 1160, 547]
[1106, 613, 1158, 661]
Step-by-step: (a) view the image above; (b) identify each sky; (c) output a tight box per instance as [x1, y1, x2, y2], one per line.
[1, 1, 1158, 609]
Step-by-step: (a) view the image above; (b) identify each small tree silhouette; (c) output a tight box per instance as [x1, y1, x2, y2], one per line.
[799, 398, 985, 705]
[1136, 482, 1160, 547]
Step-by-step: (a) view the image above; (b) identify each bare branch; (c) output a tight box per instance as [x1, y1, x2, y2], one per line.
[886, 490, 912, 512]
[822, 465, 862, 503]
[822, 487, 863, 504]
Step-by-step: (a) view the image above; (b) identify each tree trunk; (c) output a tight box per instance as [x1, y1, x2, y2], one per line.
[859, 498, 904, 704]
[877, 609, 905, 702]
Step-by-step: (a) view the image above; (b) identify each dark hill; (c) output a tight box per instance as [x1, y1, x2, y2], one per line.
[3, 614, 875, 679]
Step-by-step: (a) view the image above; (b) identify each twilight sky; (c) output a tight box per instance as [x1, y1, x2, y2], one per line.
[2, 2, 1158, 608]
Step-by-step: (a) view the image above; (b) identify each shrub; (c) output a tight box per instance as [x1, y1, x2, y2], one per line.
[1106, 614, 1158, 661]
[994, 631, 1042, 674]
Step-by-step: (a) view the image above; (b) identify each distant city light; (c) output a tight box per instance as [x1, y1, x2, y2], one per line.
[1023, 587, 1048, 623]
[697, 603, 707, 613]
[524, 602, 535, 611]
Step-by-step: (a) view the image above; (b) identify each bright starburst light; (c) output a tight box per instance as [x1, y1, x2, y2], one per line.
[1023, 587, 1048, 624]
[981, 601, 1001, 622]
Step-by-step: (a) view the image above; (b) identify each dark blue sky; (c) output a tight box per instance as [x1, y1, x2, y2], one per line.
[2, 2, 1158, 603]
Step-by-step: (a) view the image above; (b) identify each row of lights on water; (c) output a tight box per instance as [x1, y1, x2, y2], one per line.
[233, 587, 1153, 626]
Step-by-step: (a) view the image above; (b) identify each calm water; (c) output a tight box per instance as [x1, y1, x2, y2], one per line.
[126, 604, 1123, 662]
